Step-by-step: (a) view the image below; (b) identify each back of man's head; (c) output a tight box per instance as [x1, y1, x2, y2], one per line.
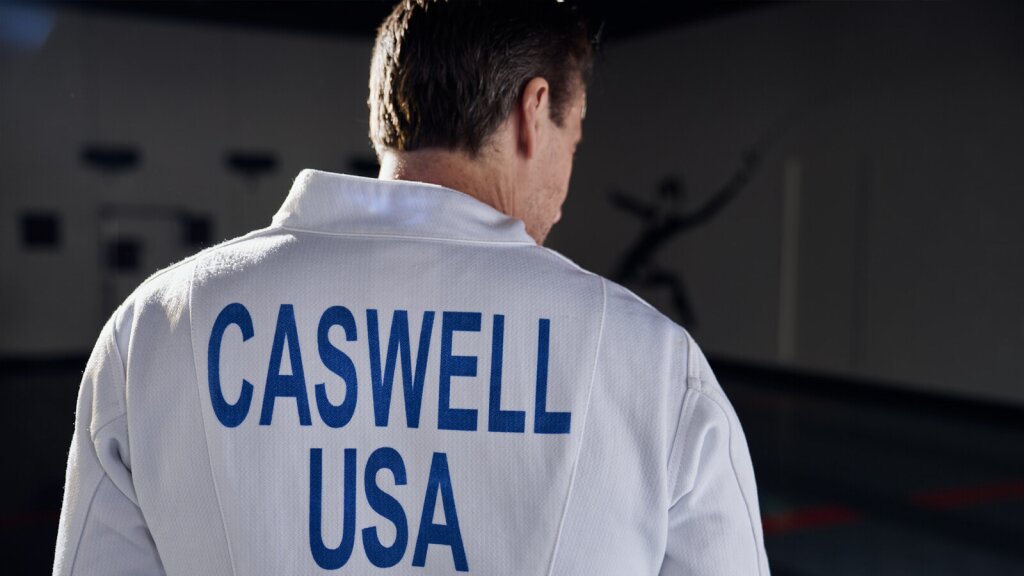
[369, 0, 594, 158]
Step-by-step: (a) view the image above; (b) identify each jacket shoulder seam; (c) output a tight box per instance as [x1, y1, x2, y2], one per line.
[545, 275, 608, 575]
[187, 250, 240, 576]
[691, 388, 766, 575]
[64, 470, 107, 574]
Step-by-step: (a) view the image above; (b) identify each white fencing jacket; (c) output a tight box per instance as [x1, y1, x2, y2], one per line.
[54, 169, 769, 575]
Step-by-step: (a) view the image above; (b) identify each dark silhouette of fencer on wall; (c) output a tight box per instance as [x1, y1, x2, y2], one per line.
[610, 149, 761, 328]
[607, 96, 829, 328]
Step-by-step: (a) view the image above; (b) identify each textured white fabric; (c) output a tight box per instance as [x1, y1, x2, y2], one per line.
[54, 169, 769, 575]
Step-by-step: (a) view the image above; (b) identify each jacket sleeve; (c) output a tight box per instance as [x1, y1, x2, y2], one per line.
[660, 345, 770, 576]
[52, 315, 165, 575]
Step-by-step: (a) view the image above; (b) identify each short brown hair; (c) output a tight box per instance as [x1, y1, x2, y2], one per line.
[369, 0, 594, 156]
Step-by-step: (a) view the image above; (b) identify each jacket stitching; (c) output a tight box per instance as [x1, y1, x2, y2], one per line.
[276, 224, 535, 246]
[64, 470, 106, 574]
[696, 388, 765, 576]
[89, 412, 126, 444]
[667, 386, 699, 507]
[544, 275, 608, 575]
[187, 253, 240, 576]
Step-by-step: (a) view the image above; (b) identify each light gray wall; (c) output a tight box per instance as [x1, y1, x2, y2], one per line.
[0, 8, 373, 356]
[2, 3, 1022, 405]
[552, 1, 1024, 404]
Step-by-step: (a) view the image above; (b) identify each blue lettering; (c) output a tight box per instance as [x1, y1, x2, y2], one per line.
[412, 452, 468, 572]
[316, 306, 359, 428]
[438, 312, 480, 431]
[487, 315, 525, 433]
[309, 448, 357, 569]
[362, 447, 409, 568]
[260, 304, 312, 426]
[367, 310, 435, 428]
[534, 319, 571, 434]
[207, 303, 254, 428]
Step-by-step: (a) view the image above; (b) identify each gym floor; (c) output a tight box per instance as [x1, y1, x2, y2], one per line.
[4, 358, 1023, 574]
[722, 361, 1024, 576]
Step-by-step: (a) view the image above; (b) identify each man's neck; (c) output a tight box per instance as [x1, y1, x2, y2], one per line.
[377, 149, 519, 221]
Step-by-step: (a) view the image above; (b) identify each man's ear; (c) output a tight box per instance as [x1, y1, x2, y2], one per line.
[516, 77, 550, 159]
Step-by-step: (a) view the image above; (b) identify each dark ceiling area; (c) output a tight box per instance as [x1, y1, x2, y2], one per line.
[44, 1, 778, 44]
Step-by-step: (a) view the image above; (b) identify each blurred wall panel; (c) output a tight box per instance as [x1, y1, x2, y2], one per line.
[0, 8, 373, 356]
[1, 8, 96, 356]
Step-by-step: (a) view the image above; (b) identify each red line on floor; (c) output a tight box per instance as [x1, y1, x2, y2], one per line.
[762, 505, 863, 535]
[911, 480, 1024, 510]
[763, 478, 1024, 536]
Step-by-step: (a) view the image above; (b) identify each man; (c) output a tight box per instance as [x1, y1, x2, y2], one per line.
[54, 1, 769, 574]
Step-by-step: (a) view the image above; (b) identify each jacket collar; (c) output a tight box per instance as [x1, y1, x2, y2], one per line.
[271, 169, 535, 245]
